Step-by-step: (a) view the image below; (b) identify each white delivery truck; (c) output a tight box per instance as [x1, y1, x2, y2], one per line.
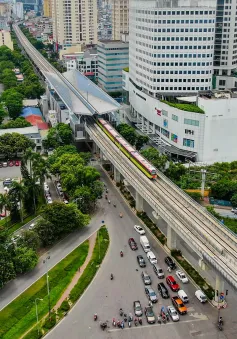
[140, 236, 150, 252]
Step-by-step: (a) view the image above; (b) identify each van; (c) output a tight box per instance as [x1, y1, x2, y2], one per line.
[140, 236, 150, 253]
[195, 290, 207, 303]
[147, 251, 157, 264]
[153, 264, 164, 278]
[178, 290, 189, 303]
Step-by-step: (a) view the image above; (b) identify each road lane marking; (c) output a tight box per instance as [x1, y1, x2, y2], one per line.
[108, 318, 208, 332]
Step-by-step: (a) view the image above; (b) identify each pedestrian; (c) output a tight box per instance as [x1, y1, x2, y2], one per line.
[167, 266, 171, 273]
[78, 266, 80, 272]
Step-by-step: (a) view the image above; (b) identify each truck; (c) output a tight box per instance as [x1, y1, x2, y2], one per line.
[140, 236, 150, 252]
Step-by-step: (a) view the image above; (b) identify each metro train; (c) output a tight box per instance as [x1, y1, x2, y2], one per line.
[97, 118, 157, 179]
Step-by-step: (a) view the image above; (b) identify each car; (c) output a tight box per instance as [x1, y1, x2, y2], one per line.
[231, 207, 237, 213]
[141, 271, 152, 285]
[63, 199, 69, 204]
[153, 264, 164, 278]
[15, 160, 20, 166]
[3, 178, 12, 187]
[137, 255, 146, 267]
[165, 256, 176, 269]
[0, 211, 6, 217]
[44, 185, 49, 192]
[147, 251, 157, 264]
[157, 282, 169, 299]
[133, 300, 143, 316]
[128, 237, 138, 250]
[144, 306, 156, 324]
[8, 161, 14, 167]
[57, 182, 62, 189]
[167, 305, 180, 322]
[171, 296, 187, 315]
[145, 287, 158, 303]
[2, 162, 7, 167]
[134, 225, 145, 235]
[4, 187, 9, 193]
[29, 223, 35, 230]
[11, 234, 20, 244]
[176, 270, 189, 283]
[195, 290, 207, 303]
[0, 162, 2, 168]
[166, 275, 180, 292]
[47, 197, 53, 204]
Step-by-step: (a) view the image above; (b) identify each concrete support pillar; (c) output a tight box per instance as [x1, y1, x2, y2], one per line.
[215, 274, 225, 303]
[114, 167, 121, 183]
[136, 191, 143, 212]
[167, 225, 177, 250]
[100, 149, 103, 162]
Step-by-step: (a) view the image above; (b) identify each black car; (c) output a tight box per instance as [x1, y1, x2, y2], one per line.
[137, 255, 146, 267]
[157, 282, 169, 299]
[128, 238, 138, 250]
[165, 256, 176, 270]
[141, 271, 151, 285]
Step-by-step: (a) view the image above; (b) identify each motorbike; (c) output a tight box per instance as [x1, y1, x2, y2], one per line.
[100, 322, 107, 331]
[218, 322, 223, 331]
[124, 313, 127, 322]
[110, 273, 114, 280]
[128, 320, 131, 327]
[108, 200, 111, 204]
[112, 318, 116, 327]
[138, 318, 142, 325]
[105, 195, 108, 200]
[94, 314, 98, 321]
[117, 320, 121, 328]
[166, 312, 169, 321]
[128, 313, 133, 322]
[157, 315, 161, 324]
[119, 308, 123, 316]
[119, 213, 123, 218]
[106, 189, 108, 193]
[120, 251, 123, 257]
[134, 318, 138, 326]
[113, 203, 116, 207]
[121, 321, 125, 329]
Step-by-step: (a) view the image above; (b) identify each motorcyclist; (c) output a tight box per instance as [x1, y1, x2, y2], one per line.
[120, 250, 123, 257]
[110, 273, 114, 280]
[108, 200, 111, 204]
[219, 316, 223, 325]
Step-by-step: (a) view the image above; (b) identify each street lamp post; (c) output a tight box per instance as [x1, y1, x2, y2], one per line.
[35, 298, 43, 335]
[43, 254, 51, 319]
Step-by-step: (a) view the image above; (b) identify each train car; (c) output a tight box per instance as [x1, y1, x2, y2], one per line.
[97, 118, 157, 179]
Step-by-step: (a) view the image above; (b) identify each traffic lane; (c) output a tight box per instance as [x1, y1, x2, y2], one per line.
[45, 172, 220, 339]
[47, 179, 61, 202]
[0, 204, 106, 311]
[0, 166, 21, 181]
[215, 208, 237, 219]
[13, 216, 41, 236]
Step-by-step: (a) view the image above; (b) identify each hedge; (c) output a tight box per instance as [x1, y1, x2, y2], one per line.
[137, 211, 167, 245]
[160, 100, 205, 114]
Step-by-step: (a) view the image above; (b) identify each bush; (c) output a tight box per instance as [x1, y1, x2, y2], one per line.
[136, 211, 167, 245]
[42, 311, 56, 330]
[22, 327, 43, 339]
[59, 300, 70, 313]
[160, 100, 204, 114]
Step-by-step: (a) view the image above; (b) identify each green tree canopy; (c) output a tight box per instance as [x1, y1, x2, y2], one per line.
[211, 179, 237, 200]
[117, 123, 137, 145]
[141, 147, 168, 172]
[47, 145, 78, 167]
[0, 132, 35, 158]
[0, 246, 16, 287]
[231, 193, 237, 207]
[43, 123, 73, 149]
[1, 89, 24, 119]
[135, 135, 149, 150]
[0, 117, 31, 129]
[13, 247, 38, 274]
[17, 230, 41, 251]
[0, 103, 7, 124]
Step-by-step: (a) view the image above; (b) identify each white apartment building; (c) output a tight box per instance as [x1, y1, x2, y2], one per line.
[12, 2, 24, 20]
[63, 49, 98, 79]
[112, 0, 129, 40]
[51, 0, 98, 50]
[213, 0, 237, 90]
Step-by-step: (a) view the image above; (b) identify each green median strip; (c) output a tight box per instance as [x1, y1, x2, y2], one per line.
[0, 240, 89, 339]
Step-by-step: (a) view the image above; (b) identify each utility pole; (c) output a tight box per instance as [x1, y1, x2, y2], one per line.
[43, 254, 51, 320]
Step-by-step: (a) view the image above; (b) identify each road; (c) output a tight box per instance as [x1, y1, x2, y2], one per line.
[215, 208, 237, 219]
[45, 170, 225, 339]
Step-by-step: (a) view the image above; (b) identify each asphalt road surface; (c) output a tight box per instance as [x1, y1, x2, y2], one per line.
[45, 170, 225, 339]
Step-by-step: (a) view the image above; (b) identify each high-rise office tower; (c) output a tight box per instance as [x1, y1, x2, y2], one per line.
[16, 0, 40, 12]
[129, 0, 216, 97]
[43, 0, 52, 17]
[51, 0, 98, 49]
[112, 0, 129, 40]
[213, 0, 237, 89]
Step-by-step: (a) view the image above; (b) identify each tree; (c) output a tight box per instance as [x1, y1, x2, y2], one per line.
[231, 193, 237, 207]
[17, 230, 41, 251]
[9, 182, 27, 222]
[0, 60, 15, 71]
[186, 191, 202, 202]
[0, 117, 31, 129]
[1, 89, 24, 119]
[34, 218, 55, 246]
[0, 133, 35, 158]
[211, 179, 237, 200]
[43, 123, 72, 149]
[47, 145, 78, 167]
[0, 193, 11, 225]
[141, 147, 168, 172]
[135, 135, 149, 150]
[165, 162, 187, 183]
[117, 123, 137, 145]
[0, 246, 16, 287]
[13, 247, 38, 274]
[50, 153, 84, 175]
[0, 103, 7, 124]
[1, 69, 17, 89]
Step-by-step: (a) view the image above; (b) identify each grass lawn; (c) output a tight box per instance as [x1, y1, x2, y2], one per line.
[0, 240, 89, 339]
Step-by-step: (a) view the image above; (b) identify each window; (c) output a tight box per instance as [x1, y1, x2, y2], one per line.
[185, 129, 194, 135]
[172, 114, 178, 122]
[184, 119, 199, 127]
[183, 138, 195, 148]
[219, 79, 226, 86]
[162, 110, 168, 117]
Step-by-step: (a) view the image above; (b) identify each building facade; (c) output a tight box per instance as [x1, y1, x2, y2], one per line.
[16, 0, 40, 12]
[112, 0, 129, 40]
[43, 0, 52, 17]
[98, 40, 129, 92]
[51, 0, 98, 50]
[12, 2, 24, 20]
[0, 30, 13, 49]
[213, 0, 237, 90]
[63, 49, 98, 79]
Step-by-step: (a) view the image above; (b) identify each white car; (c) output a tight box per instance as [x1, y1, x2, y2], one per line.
[44, 184, 49, 192]
[167, 306, 179, 322]
[195, 290, 207, 303]
[57, 183, 62, 189]
[176, 270, 189, 283]
[47, 197, 53, 204]
[11, 234, 20, 244]
[63, 199, 69, 204]
[29, 223, 35, 230]
[134, 225, 145, 235]
[147, 251, 157, 264]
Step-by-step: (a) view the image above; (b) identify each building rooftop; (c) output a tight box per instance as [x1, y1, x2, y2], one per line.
[198, 89, 237, 100]
[0, 126, 40, 137]
[98, 40, 128, 44]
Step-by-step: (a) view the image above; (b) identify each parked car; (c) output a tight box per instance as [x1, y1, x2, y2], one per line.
[166, 275, 180, 292]
[141, 271, 152, 285]
[145, 287, 158, 303]
[153, 264, 164, 278]
[15, 160, 20, 166]
[47, 197, 53, 204]
[63, 199, 69, 204]
[195, 290, 207, 303]
[3, 178, 12, 187]
[133, 300, 143, 316]
[176, 270, 189, 283]
[134, 225, 145, 235]
[128, 237, 138, 250]
[147, 251, 157, 264]
[165, 256, 176, 269]
[29, 223, 35, 230]
[0, 162, 2, 168]
[157, 282, 169, 299]
[171, 296, 187, 315]
[137, 255, 146, 267]
[144, 306, 156, 324]
[8, 161, 14, 167]
[167, 305, 180, 322]
[2, 162, 8, 167]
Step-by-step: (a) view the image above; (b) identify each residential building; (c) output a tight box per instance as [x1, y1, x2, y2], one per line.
[43, 0, 52, 17]
[12, 2, 24, 20]
[0, 16, 9, 30]
[0, 30, 13, 50]
[112, 0, 129, 40]
[213, 0, 237, 90]
[51, 0, 98, 51]
[98, 40, 129, 92]
[0, 126, 42, 150]
[16, 0, 40, 12]
[63, 49, 98, 80]
[0, 1, 10, 16]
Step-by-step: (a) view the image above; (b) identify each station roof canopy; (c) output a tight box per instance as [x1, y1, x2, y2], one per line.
[45, 69, 121, 116]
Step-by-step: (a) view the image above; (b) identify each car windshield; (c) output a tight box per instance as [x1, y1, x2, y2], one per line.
[135, 304, 141, 310]
[137, 226, 142, 230]
[146, 307, 154, 316]
[171, 309, 177, 315]
[150, 291, 156, 296]
[180, 273, 185, 278]
[201, 295, 206, 300]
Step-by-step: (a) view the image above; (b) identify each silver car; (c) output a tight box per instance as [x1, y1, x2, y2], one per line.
[133, 300, 143, 316]
[167, 305, 180, 322]
[145, 287, 158, 303]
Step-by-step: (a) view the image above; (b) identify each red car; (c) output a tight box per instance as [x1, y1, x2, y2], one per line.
[8, 161, 14, 167]
[166, 275, 180, 292]
[15, 160, 20, 166]
[128, 237, 138, 250]
[0, 211, 6, 217]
